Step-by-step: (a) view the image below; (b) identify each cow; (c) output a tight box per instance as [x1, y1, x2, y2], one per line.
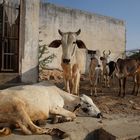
[115, 58, 139, 97]
[132, 65, 140, 96]
[0, 82, 102, 138]
[89, 50, 103, 96]
[132, 64, 140, 96]
[49, 29, 87, 95]
[100, 50, 116, 87]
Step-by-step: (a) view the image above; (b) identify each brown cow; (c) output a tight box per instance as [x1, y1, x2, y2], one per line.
[116, 58, 140, 97]
[132, 65, 140, 96]
[49, 29, 87, 95]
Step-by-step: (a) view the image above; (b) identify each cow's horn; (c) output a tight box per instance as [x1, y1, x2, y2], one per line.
[103, 50, 106, 55]
[76, 29, 81, 35]
[58, 29, 63, 36]
[108, 50, 111, 55]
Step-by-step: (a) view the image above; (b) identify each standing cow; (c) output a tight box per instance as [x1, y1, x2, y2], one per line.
[49, 29, 86, 95]
[116, 58, 139, 97]
[89, 50, 103, 96]
[100, 50, 116, 87]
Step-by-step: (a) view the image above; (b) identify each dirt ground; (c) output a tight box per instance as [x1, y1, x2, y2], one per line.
[41, 69, 140, 117]
[1, 70, 140, 140]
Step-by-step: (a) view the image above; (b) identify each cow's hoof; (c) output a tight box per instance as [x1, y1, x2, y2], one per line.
[51, 117, 59, 124]
[35, 120, 47, 126]
[94, 94, 97, 97]
[0, 127, 11, 136]
[134, 93, 138, 96]
[89, 93, 92, 96]
[60, 132, 69, 139]
[122, 95, 125, 98]
[51, 128, 69, 139]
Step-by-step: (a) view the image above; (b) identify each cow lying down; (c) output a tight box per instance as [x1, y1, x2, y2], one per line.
[0, 82, 101, 139]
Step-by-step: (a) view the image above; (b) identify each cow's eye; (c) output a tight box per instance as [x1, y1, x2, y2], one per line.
[73, 42, 76, 44]
[84, 102, 88, 104]
[82, 108, 89, 113]
[87, 105, 92, 107]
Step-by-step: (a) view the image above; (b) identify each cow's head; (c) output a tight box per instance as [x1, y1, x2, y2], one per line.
[49, 29, 86, 64]
[75, 94, 102, 118]
[100, 50, 111, 64]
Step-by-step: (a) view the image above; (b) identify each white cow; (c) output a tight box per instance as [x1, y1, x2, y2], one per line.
[49, 29, 87, 95]
[100, 50, 111, 87]
[0, 82, 101, 138]
[89, 50, 103, 96]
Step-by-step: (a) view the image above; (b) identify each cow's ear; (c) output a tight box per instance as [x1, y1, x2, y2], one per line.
[76, 40, 86, 49]
[48, 40, 61, 48]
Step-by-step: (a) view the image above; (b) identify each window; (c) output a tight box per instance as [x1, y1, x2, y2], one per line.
[0, 2, 19, 73]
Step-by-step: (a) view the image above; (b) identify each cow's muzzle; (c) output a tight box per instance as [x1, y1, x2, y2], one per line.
[97, 113, 103, 118]
[63, 59, 70, 64]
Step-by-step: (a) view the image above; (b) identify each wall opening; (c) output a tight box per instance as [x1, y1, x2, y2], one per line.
[0, 1, 20, 73]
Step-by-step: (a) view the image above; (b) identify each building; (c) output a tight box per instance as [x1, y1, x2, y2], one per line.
[0, 0, 40, 85]
[39, 2, 126, 73]
[0, 0, 126, 85]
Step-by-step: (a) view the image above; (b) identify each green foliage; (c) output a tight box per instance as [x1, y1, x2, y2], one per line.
[39, 44, 56, 71]
[128, 51, 140, 59]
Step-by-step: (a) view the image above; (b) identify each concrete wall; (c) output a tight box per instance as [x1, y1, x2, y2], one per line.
[39, 3, 126, 73]
[20, 0, 40, 83]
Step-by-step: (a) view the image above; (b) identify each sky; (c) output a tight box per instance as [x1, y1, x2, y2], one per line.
[47, 0, 140, 51]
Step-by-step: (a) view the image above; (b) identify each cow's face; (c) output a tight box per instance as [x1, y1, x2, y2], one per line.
[49, 29, 86, 64]
[78, 94, 102, 118]
[101, 50, 111, 64]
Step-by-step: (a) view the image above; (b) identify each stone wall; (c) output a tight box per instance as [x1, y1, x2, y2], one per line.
[39, 3, 126, 73]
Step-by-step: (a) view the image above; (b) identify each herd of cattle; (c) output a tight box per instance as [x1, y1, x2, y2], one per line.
[0, 29, 139, 138]
[49, 29, 140, 98]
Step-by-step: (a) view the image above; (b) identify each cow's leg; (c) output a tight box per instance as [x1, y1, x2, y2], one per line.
[132, 83, 136, 95]
[15, 102, 68, 138]
[63, 78, 70, 93]
[136, 83, 139, 96]
[118, 79, 121, 96]
[103, 74, 106, 87]
[75, 72, 80, 95]
[94, 68, 100, 96]
[132, 75, 137, 95]
[107, 75, 110, 88]
[50, 106, 76, 123]
[135, 75, 140, 96]
[122, 77, 126, 97]
[89, 73, 94, 96]
[72, 71, 80, 96]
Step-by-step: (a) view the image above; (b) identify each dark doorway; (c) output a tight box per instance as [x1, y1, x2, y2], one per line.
[0, 1, 20, 73]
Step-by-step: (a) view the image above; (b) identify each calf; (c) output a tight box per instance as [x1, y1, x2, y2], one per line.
[116, 58, 139, 97]
[89, 51, 102, 96]
[49, 29, 87, 95]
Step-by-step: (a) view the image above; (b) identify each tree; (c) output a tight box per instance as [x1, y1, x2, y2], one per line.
[39, 43, 56, 72]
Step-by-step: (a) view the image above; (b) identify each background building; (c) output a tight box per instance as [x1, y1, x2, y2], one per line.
[0, 0, 126, 85]
[39, 2, 126, 73]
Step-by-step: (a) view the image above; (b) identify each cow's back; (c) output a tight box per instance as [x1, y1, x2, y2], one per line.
[0, 85, 64, 120]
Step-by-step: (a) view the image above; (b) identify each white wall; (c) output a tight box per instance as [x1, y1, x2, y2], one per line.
[39, 3, 126, 73]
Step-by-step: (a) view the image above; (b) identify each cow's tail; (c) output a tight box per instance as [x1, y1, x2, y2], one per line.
[0, 127, 11, 136]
